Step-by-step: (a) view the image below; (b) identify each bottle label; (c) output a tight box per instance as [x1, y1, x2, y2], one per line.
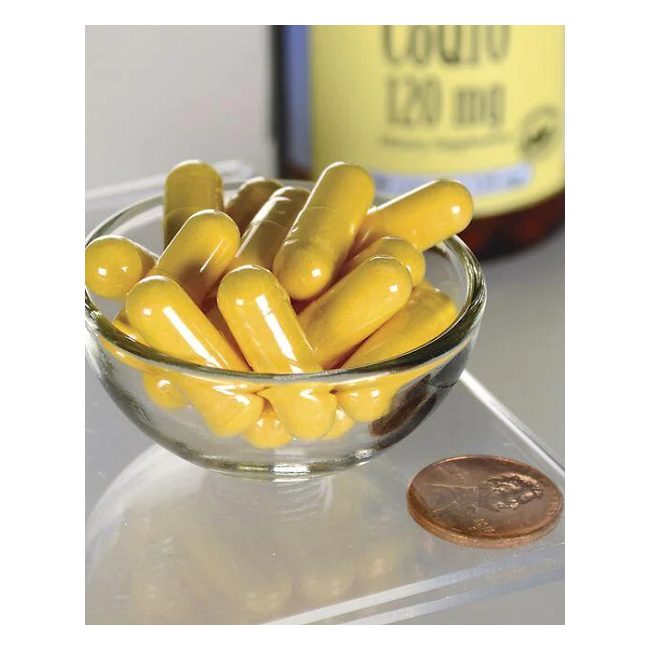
[310, 26, 564, 217]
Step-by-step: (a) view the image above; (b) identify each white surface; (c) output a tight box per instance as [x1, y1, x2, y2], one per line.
[394, 581, 564, 625]
[86, 371, 564, 625]
[85, 26, 276, 188]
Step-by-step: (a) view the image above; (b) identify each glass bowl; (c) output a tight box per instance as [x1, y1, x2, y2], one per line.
[84, 181, 486, 479]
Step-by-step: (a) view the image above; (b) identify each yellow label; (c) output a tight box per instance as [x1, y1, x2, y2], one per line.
[311, 26, 564, 217]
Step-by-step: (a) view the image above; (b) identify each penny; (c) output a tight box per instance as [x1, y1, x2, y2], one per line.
[407, 455, 563, 548]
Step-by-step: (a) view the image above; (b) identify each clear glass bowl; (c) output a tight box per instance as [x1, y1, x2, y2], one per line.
[84, 181, 486, 479]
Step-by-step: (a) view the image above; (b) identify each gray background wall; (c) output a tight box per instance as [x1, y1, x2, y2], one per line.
[86, 26, 276, 188]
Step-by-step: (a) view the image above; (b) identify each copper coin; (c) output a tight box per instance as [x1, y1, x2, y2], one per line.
[407, 456, 563, 548]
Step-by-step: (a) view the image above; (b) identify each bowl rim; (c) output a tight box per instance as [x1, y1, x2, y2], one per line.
[85, 183, 486, 385]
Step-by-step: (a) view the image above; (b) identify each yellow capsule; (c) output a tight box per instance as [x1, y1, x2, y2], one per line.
[273, 162, 375, 300]
[124, 276, 249, 369]
[85, 236, 156, 299]
[163, 160, 224, 245]
[229, 186, 309, 271]
[298, 256, 413, 369]
[338, 283, 458, 421]
[243, 403, 293, 449]
[87, 236, 155, 371]
[155, 209, 240, 305]
[321, 406, 355, 441]
[262, 384, 337, 441]
[336, 380, 394, 424]
[225, 177, 283, 232]
[218, 265, 323, 374]
[102, 320, 187, 417]
[82, 237, 185, 405]
[126, 275, 263, 437]
[102, 319, 188, 416]
[104, 210, 239, 372]
[142, 373, 187, 410]
[217, 265, 337, 440]
[204, 303, 240, 355]
[340, 236, 426, 286]
[355, 179, 473, 252]
[101, 313, 150, 371]
[345, 282, 458, 367]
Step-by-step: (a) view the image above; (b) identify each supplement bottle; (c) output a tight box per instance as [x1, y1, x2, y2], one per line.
[273, 25, 565, 258]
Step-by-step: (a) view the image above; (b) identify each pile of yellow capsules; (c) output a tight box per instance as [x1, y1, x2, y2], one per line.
[85, 161, 473, 448]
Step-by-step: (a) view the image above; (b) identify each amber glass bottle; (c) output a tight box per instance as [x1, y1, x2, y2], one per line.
[273, 25, 564, 258]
